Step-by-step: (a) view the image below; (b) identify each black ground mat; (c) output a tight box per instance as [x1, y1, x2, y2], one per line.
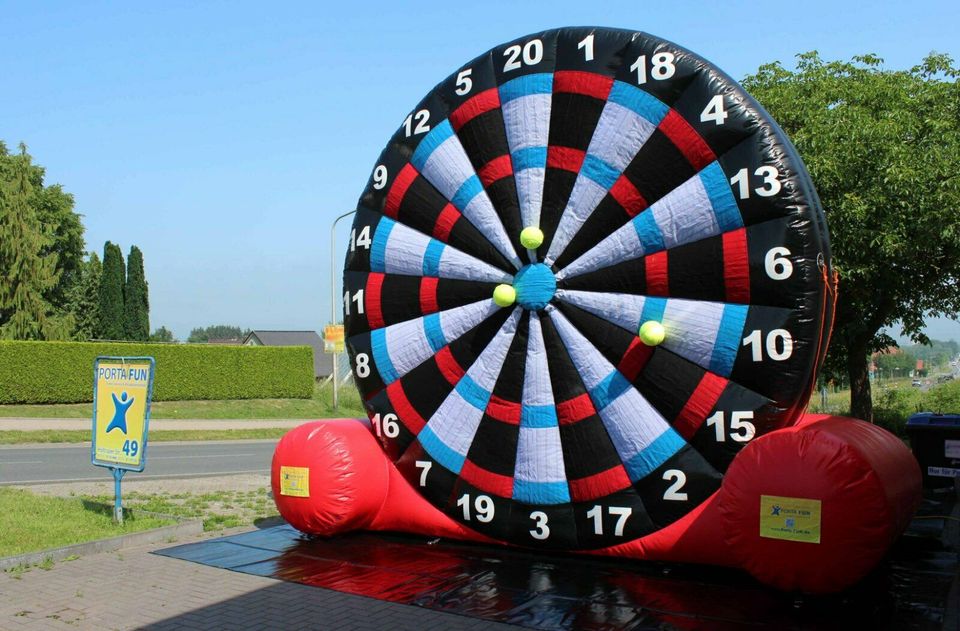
[155, 491, 959, 630]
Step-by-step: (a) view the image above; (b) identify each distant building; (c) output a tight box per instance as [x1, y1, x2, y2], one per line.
[207, 338, 242, 345]
[242, 330, 333, 379]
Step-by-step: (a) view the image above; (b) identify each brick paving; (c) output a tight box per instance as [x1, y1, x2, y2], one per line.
[0, 533, 518, 630]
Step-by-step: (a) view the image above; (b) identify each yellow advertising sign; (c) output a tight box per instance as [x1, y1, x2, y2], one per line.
[759, 495, 822, 544]
[280, 466, 310, 497]
[92, 357, 155, 471]
[323, 324, 345, 353]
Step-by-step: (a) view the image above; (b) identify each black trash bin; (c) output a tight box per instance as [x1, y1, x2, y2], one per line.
[905, 413, 960, 488]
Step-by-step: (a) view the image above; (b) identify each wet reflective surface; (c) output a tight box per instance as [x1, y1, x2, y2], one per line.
[156, 492, 958, 630]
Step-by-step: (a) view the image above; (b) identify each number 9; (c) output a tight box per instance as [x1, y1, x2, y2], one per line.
[372, 165, 387, 190]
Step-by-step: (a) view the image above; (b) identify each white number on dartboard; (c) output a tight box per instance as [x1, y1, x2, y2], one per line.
[371, 165, 387, 190]
[764, 247, 793, 280]
[355, 353, 370, 378]
[455, 69, 473, 95]
[730, 166, 782, 199]
[402, 109, 430, 137]
[529, 511, 550, 540]
[371, 413, 399, 438]
[700, 94, 728, 125]
[457, 493, 495, 523]
[586, 505, 632, 536]
[662, 470, 688, 501]
[705, 411, 756, 442]
[350, 225, 371, 251]
[343, 289, 364, 315]
[415, 460, 432, 486]
[629, 52, 676, 84]
[742, 329, 794, 362]
[577, 34, 594, 61]
[503, 39, 543, 72]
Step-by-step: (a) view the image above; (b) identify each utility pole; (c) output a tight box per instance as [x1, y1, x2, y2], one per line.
[330, 210, 356, 410]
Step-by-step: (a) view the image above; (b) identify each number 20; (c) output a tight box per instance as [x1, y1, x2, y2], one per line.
[503, 39, 543, 72]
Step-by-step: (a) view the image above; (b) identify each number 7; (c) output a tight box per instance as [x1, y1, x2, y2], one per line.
[415, 460, 432, 487]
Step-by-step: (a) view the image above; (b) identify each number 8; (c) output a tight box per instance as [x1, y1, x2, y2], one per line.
[355, 353, 370, 378]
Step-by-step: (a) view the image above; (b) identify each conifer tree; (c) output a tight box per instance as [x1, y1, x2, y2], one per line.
[0, 146, 71, 340]
[97, 241, 125, 340]
[124, 246, 149, 341]
[67, 252, 102, 341]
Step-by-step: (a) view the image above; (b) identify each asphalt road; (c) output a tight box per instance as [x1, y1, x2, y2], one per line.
[0, 440, 277, 485]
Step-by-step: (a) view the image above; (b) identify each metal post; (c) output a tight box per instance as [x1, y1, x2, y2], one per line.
[330, 210, 356, 411]
[112, 468, 125, 524]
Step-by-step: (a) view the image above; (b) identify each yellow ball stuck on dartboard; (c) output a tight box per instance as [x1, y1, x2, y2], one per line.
[493, 284, 517, 307]
[639, 320, 666, 346]
[520, 226, 545, 250]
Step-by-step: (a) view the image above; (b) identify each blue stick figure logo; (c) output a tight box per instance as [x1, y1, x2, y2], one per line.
[106, 391, 135, 433]
[771, 505, 782, 516]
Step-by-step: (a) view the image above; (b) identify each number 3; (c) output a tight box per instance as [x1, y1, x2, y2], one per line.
[529, 511, 550, 540]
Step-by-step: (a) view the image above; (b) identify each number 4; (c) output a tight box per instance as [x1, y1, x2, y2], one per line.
[700, 94, 728, 125]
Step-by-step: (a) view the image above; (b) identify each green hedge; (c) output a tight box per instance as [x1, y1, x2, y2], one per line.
[0, 341, 314, 403]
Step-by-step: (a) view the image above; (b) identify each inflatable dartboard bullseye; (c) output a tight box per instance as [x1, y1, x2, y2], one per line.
[273, 27, 921, 593]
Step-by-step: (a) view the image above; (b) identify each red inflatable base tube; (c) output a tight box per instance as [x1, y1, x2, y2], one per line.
[271, 414, 921, 593]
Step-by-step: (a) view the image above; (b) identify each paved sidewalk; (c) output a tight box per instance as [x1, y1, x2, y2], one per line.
[0, 529, 515, 631]
[0, 418, 311, 431]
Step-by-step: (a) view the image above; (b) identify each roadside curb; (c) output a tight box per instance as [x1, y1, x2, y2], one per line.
[0, 518, 204, 571]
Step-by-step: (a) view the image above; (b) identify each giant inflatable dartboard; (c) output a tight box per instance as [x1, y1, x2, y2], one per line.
[343, 27, 833, 550]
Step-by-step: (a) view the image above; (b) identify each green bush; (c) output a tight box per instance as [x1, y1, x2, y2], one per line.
[922, 379, 960, 415]
[0, 341, 314, 403]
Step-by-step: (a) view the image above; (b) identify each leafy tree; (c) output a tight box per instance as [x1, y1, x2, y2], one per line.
[0, 142, 84, 317]
[0, 145, 72, 340]
[743, 53, 960, 421]
[124, 245, 149, 341]
[97, 241, 125, 340]
[873, 349, 916, 377]
[66, 251, 102, 341]
[187, 324, 248, 343]
[149, 326, 175, 342]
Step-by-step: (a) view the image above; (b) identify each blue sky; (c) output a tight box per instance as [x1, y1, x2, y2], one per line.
[2, 1, 958, 341]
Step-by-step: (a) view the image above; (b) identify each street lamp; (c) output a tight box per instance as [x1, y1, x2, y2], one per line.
[330, 210, 356, 410]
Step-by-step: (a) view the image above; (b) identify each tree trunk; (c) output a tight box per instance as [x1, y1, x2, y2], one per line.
[848, 337, 873, 422]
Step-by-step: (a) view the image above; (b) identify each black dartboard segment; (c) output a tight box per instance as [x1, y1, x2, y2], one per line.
[345, 27, 832, 550]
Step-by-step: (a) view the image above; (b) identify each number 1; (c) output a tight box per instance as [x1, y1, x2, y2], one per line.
[577, 34, 594, 61]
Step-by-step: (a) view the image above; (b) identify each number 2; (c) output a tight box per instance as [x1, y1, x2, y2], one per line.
[662, 470, 688, 501]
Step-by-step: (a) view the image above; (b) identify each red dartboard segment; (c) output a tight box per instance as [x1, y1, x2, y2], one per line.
[644, 251, 669, 297]
[658, 109, 716, 171]
[722, 228, 751, 303]
[365, 273, 386, 330]
[553, 70, 614, 100]
[449, 88, 502, 132]
[673, 373, 729, 440]
[547, 146, 587, 173]
[419, 277, 440, 314]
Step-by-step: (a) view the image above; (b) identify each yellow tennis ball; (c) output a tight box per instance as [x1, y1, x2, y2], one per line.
[520, 226, 544, 250]
[639, 320, 665, 346]
[493, 284, 517, 307]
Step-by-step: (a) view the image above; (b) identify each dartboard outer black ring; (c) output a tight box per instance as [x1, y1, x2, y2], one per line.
[343, 27, 832, 550]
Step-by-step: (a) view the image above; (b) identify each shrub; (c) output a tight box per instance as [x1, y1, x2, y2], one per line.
[0, 341, 314, 403]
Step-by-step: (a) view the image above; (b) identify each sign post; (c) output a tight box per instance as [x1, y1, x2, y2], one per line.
[323, 323, 345, 410]
[91, 356, 155, 523]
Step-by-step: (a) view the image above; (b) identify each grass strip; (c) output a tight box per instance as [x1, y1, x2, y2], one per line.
[0, 428, 289, 444]
[0, 487, 173, 558]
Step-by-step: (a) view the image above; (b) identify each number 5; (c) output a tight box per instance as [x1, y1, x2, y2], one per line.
[455, 69, 472, 95]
